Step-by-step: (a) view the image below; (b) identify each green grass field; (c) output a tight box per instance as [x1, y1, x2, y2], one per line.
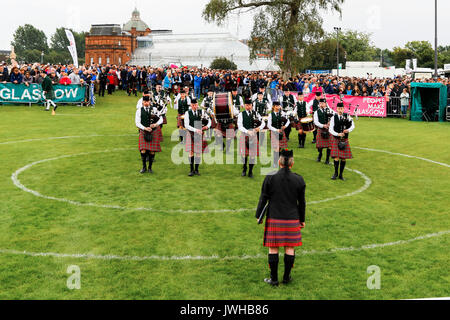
[0, 91, 449, 300]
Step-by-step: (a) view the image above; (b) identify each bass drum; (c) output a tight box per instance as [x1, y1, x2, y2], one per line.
[214, 92, 234, 122]
[301, 117, 315, 132]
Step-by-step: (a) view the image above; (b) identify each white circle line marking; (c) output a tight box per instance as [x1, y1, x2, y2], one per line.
[11, 151, 372, 213]
[353, 147, 450, 168]
[0, 230, 448, 262]
[0, 134, 136, 146]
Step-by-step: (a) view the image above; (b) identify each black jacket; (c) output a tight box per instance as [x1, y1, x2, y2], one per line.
[255, 168, 306, 222]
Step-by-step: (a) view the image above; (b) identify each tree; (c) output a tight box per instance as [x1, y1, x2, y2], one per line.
[330, 30, 378, 62]
[11, 24, 48, 61]
[391, 47, 413, 68]
[50, 27, 86, 59]
[438, 45, 450, 67]
[303, 38, 345, 71]
[210, 57, 238, 70]
[405, 41, 434, 68]
[203, 0, 344, 76]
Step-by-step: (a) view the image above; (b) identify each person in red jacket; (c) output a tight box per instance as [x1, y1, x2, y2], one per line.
[107, 71, 116, 95]
[59, 72, 72, 85]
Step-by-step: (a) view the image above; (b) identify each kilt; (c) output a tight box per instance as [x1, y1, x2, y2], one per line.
[177, 114, 185, 128]
[138, 130, 162, 152]
[330, 136, 353, 159]
[294, 121, 303, 131]
[186, 131, 209, 154]
[239, 133, 259, 157]
[270, 131, 288, 150]
[216, 122, 235, 138]
[156, 126, 164, 142]
[316, 128, 331, 149]
[162, 115, 167, 125]
[263, 219, 303, 248]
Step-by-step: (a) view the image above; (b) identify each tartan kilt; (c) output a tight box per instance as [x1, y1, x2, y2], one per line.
[186, 131, 209, 154]
[316, 128, 331, 149]
[216, 122, 235, 138]
[270, 131, 288, 150]
[239, 133, 259, 157]
[264, 219, 303, 248]
[177, 114, 185, 128]
[330, 136, 353, 159]
[156, 126, 164, 142]
[138, 130, 162, 152]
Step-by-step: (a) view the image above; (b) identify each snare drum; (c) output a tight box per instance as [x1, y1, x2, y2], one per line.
[300, 117, 315, 132]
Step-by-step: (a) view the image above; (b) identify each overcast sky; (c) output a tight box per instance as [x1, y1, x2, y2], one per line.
[1, 0, 448, 50]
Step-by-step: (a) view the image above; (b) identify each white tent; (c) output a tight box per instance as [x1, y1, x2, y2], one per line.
[129, 32, 279, 71]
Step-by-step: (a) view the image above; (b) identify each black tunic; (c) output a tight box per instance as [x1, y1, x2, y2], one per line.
[255, 168, 306, 222]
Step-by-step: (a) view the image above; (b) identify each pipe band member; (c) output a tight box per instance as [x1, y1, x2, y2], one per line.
[329, 102, 355, 181]
[256, 149, 306, 286]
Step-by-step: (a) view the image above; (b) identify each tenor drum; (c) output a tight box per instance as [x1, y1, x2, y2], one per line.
[300, 117, 315, 132]
[214, 92, 234, 122]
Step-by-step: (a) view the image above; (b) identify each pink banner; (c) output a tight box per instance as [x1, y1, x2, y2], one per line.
[294, 93, 387, 118]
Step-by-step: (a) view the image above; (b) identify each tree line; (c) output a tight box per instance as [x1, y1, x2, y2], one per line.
[203, 0, 450, 74]
[10, 24, 86, 65]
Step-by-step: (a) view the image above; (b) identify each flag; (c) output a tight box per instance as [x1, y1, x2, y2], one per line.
[65, 29, 78, 68]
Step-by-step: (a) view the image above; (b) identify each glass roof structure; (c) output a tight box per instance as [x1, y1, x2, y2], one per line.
[129, 32, 279, 71]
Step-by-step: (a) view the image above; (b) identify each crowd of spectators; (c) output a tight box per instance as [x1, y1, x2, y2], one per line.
[1, 61, 449, 115]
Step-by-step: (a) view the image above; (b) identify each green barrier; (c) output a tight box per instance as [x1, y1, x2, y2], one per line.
[0, 83, 86, 104]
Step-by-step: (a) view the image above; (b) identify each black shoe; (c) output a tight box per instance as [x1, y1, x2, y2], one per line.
[331, 174, 338, 180]
[148, 169, 153, 174]
[248, 172, 254, 178]
[324, 160, 330, 165]
[264, 278, 279, 287]
[298, 144, 302, 148]
[188, 171, 195, 177]
[282, 276, 292, 285]
[316, 157, 322, 163]
[242, 171, 247, 177]
[300, 145, 305, 149]
[194, 171, 201, 176]
[140, 168, 147, 174]
[339, 176, 346, 181]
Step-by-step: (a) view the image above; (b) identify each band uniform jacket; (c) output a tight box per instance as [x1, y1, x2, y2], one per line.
[255, 168, 306, 223]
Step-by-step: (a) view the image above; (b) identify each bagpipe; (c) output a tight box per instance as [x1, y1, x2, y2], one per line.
[337, 113, 353, 150]
[321, 108, 334, 139]
[144, 108, 161, 143]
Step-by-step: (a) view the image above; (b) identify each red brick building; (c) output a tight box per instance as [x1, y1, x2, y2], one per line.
[85, 8, 151, 65]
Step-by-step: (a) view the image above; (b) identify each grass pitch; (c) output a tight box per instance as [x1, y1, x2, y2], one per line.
[0, 91, 449, 300]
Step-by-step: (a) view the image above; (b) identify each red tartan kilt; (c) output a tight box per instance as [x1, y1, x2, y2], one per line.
[264, 219, 303, 248]
[177, 114, 185, 128]
[216, 122, 235, 138]
[162, 115, 167, 125]
[138, 130, 162, 152]
[330, 136, 353, 159]
[270, 131, 288, 150]
[186, 131, 209, 153]
[316, 128, 331, 149]
[156, 126, 163, 142]
[239, 133, 259, 157]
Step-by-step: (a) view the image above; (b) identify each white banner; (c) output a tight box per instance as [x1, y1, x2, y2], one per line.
[412, 58, 418, 70]
[65, 29, 78, 68]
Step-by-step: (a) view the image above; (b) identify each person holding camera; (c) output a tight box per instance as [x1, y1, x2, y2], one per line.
[329, 103, 355, 181]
